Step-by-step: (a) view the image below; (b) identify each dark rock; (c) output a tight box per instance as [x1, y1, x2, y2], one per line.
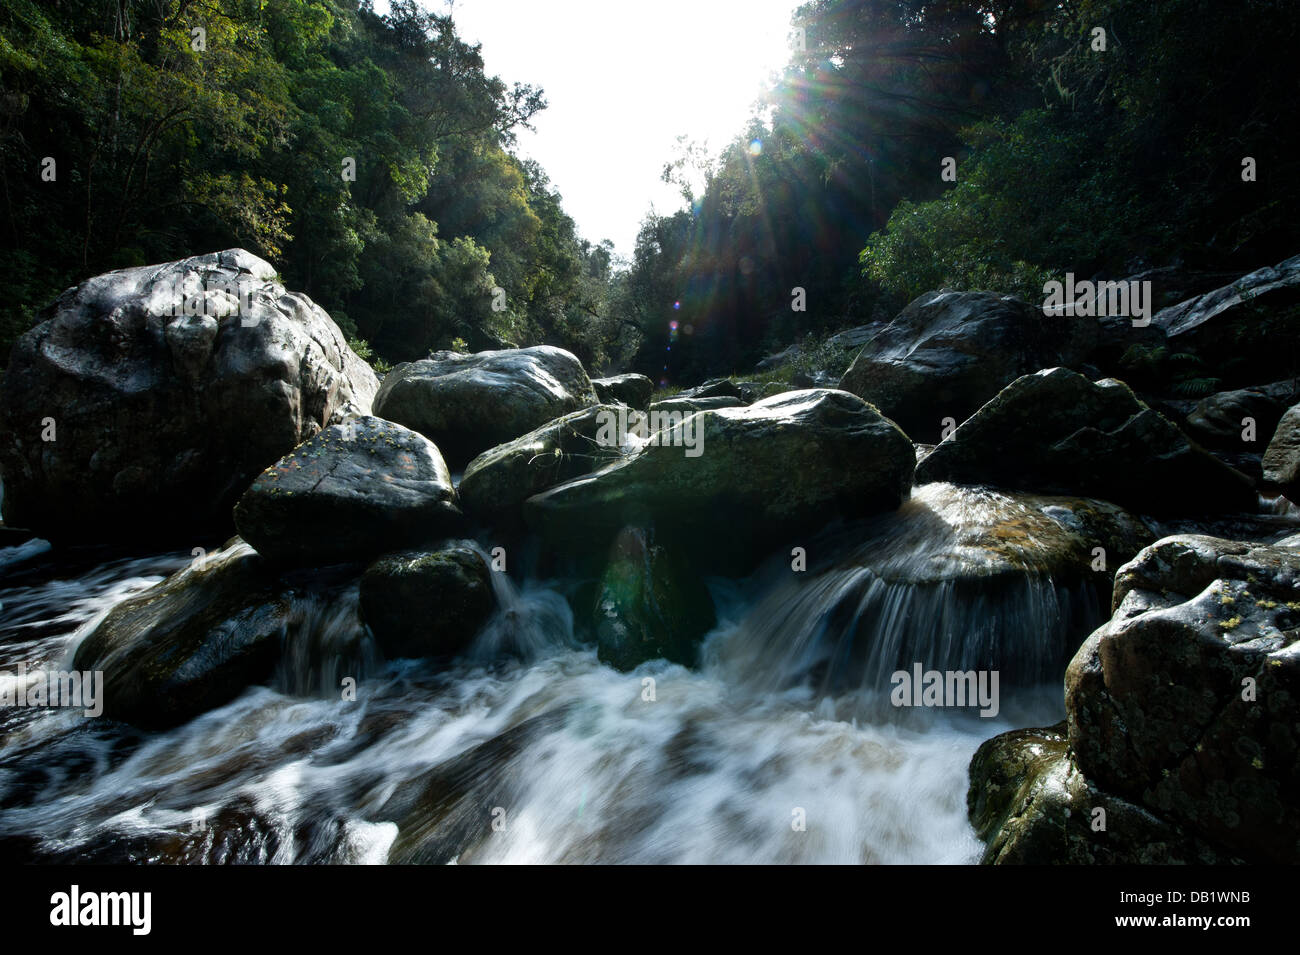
[969, 723, 1240, 864]
[458, 404, 641, 525]
[594, 526, 716, 671]
[71, 539, 290, 729]
[839, 290, 1098, 441]
[915, 368, 1258, 515]
[591, 373, 653, 408]
[372, 346, 597, 466]
[359, 546, 494, 660]
[1150, 253, 1300, 387]
[234, 416, 462, 568]
[525, 389, 915, 571]
[0, 250, 378, 544]
[1065, 534, 1300, 863]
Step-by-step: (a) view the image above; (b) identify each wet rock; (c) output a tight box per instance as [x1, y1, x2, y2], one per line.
[71, 540, 290, 729]
[591, 373, 653, 408]
[373, 346, 598, 466]
[1263, 402, 1300, 501]
[359, 546, 495, 660]
[524, 389, 915, 572]
[458, 405, 641, 525]
[1150, 253, 1300, 387]
[915, 368, 1258, 515]
[969, 723, 1239, 864]
[1184, 383, 1293, 451]
[0, 250, 378, 544]
[234, 416, 462, 568]
[593, 526, 716, 671]
[1065, 534, 1300, 863]
[838, 290, 1097, 441]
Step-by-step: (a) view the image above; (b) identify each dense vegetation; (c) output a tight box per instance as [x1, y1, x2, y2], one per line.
[0, 0, 630, 369]
[624, 0, 1300, 383]
[3, 0, 1298, 385]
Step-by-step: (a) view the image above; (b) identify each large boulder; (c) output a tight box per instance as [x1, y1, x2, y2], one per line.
[523, 389, 915, 570]
[233, 416, 462, 568]
[1150, 253, 1300, 387]
[1065, 535, 1300, 863]
[359, 546, 495, 660]
[915, 368, 1258, 515]
[591, 373, 653, 408]
[71, 539, 290, 729]
[457, 404, 641, 525]
[372, 346, 598, 467]
[838, 290, 1097, 441]
[0, 250, 378, 543]
[1263, 402, 1300, 501]
[593, 526, 716, 671]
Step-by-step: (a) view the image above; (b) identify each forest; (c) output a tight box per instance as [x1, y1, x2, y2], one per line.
[4, 0, 1297, 386]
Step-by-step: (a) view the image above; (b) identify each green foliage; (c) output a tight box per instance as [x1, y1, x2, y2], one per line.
[0, 0, 623, 366]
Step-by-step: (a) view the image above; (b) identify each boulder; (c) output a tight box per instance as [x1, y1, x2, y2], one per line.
[524, 389, 915, 571]
[0, 250, 378, 543]
[713, 483, 1153, 694]
[1263, 402, 1300, 500]
[593, 526, 716, 671]
[233, 416, 462, 568]
[968, 723, 1239, 864]
[372, 346, 598, 466]
[591, 373, 653, 408]
[1065, 535, 1300, 863]
[71, 539, 290, 729]
[457, 404, 641, 525]
[1150, 253, 1300, 387]
[359, 546, 495, 660]
[1184, 383, 1293, 451]
[838, 290, 1097, 441]
[915, 368, 1258, 515]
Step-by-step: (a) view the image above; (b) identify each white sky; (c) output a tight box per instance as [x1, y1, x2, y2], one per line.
[398, 0, 803, 259]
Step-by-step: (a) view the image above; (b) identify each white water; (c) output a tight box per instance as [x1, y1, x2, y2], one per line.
[0, 490, 1091, 865]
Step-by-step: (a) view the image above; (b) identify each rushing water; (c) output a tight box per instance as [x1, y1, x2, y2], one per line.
[9, 482, 1248, 865]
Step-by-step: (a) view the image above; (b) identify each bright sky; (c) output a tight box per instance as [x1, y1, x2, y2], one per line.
[407, 0, 803, 259]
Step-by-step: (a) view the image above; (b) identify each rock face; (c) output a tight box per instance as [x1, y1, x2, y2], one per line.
[524, 389, 915, 570]
[1150, 253, 1300, 387]
[372, 346, 598, 466]
[0, 250, 378, 543]
[1263, 403, 1300, 500]
[71, 540, 290, 729]
[359, 546, 495, 660]
[591, 373, 653, 408]
[915, 367, 1257, 515]
[457, 404, 640, 525]
[593, 526, 716, 671]
[233, 416, 462, 568]
[1065, 535, 1300, 863]
[838, 290, 1097, 441]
